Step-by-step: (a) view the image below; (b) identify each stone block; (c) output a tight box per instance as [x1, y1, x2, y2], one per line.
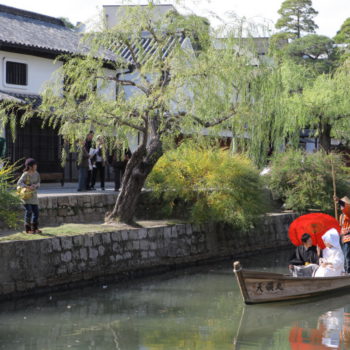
[129, 230, 139, 240]
[133, 241, 140, 250]
[58, 196, 70, 208]
[67, 262, 74, 274]
[89, 247, 99, 260]
[52, 238, 62, 252]
[140, 240, 149, 250]
[112, 242, 120, 253]
[111, 231, 121, 242]
[139, 228, 147, 239]
[83, 235, 92, 247]
[147, 228, 157, 239]
[121, 230, 129, 241]
[148, 251, 156, 258]
[57, 265, 67, 275]
[39, 197, 48, 208]
[164, 227, 172, 239]
[61, 237, 73, 250]
[124, 252, 132, 259]
[115, 254, 123, 261]
[73, 235, 83, 246]
[61, 251, 72, 263]
[109, 256, 116, 263]
[80, 248, 88, 261]
[171, 226, 178, 238]
[68, 196, 78, 207]
[93, 234, 102, 246]
[40, 239, 53, 254]
[141, 251, 148, 259]
[102, 233, 111, 245]
[98, 246, 105, 256]
[186, 224, 193, 235]
[72, 250, 80, 260]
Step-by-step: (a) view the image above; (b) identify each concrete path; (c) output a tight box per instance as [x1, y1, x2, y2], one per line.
[38, 182, 117, 197]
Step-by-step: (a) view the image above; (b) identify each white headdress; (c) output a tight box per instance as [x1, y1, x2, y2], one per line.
[322, 228, 341, 249]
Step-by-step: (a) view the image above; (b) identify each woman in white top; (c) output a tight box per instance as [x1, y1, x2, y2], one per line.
[314, 228, 344, 277]
[89, 135, 106, 190]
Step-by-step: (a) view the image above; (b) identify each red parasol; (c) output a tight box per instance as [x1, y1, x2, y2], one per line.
[288, 213, 340, 249]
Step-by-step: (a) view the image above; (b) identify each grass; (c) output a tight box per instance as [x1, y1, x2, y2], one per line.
[0, 220, 184, 242]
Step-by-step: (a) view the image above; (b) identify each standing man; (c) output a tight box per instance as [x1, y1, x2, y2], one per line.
[77, 131, 94, 192]
[85, 131, 94, 190]
[335, 196, 350, 273]
[108, 142, 131, 191]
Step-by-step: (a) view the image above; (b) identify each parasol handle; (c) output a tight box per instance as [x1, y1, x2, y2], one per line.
[331, 155, 339, 221]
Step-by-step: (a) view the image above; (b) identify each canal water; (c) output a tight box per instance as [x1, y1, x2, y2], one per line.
[0, 249, 350, 349]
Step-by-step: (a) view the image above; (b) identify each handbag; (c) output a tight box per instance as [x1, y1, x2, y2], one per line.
[16, 174, 34, 200]
[16, 186, 34, 200]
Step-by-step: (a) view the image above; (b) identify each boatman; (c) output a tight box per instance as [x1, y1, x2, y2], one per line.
[334, 196, 350, 273]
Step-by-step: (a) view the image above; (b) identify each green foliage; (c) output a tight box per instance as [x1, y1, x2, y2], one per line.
[285, 34, 337, 74]
[267, 149, 350, 212]
[58, 17, 76, 30]
[275, 0, 318, 38]
[147, 142, 268, 228]
[0, 161, 21, 228]
[334, 17, 350, 43]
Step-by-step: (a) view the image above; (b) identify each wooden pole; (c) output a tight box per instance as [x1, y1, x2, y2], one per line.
[331, 154, 338, 221]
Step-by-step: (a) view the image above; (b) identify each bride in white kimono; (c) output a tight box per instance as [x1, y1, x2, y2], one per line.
[314, 228, 345, 277]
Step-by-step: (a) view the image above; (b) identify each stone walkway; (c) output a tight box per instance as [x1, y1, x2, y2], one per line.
[38, 182, 117, 197]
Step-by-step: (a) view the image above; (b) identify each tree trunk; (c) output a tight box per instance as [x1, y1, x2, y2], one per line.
[106, 136, 163, 224]
[318, 123, 332, 153]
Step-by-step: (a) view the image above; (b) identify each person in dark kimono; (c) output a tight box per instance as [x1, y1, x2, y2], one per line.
[289, 233, 321, 266]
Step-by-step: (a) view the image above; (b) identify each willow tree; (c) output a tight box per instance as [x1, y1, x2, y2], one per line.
[249, 56, 350, 155]
[0, 5, 270, 224]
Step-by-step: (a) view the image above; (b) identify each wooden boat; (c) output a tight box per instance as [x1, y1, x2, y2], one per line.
[233, 261, 350, 304]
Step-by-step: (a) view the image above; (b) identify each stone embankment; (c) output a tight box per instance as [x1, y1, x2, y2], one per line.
[39, 192, 166, 225]
[0, 213, 295, 300]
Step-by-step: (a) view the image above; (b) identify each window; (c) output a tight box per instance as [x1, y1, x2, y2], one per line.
[5, 61, 27, 86]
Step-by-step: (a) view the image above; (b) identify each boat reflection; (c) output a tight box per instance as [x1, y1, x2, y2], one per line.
[234, 295, 350, 349]
[289, 308, 350, 349]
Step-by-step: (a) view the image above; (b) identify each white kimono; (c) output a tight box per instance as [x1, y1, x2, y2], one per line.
[315, 228, 344, 278]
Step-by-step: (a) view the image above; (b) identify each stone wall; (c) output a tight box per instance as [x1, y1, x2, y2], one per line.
[38, 192, 175, 225]
[0, 213, 296, 299]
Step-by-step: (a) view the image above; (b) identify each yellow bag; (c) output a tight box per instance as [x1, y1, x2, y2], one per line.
[16, 186, 33, 200]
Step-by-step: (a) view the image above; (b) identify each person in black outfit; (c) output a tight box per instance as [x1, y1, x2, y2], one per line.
[108, 143, 131, 191]
[85, 131, 94, 190]
[289, 233, 321, 267]
[90, 135, 106, 190]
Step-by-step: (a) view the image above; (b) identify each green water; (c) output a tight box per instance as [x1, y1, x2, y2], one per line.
[0, 249, 349, 349]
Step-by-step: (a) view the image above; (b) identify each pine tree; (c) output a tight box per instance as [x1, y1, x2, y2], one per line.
[275, 0, 318, 38]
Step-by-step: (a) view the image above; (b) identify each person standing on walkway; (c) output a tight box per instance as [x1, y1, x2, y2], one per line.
[334, 196, 350, 273]
[85, 131, 94, 190]
[89, 135, 106, 190]
[17, 158, 41, 234]
[108, 142, 131, 191]
[77, 134, 92, 191]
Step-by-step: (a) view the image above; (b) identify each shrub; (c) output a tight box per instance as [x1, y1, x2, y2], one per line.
[267, 149, 350, 212]
[147, 142, 268, 228]
[0, 160, 21, 228]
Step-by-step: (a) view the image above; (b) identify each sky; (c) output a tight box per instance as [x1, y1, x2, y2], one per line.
[1, 0, 349, 38]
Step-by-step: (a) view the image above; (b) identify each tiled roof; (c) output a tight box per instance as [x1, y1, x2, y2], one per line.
[0, 4, 80, 55]
[0, 90, 41, 106]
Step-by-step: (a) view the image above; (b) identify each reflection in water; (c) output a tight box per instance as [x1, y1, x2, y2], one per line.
[289, 307, 350, 349]
[1, 249, 350, 349]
